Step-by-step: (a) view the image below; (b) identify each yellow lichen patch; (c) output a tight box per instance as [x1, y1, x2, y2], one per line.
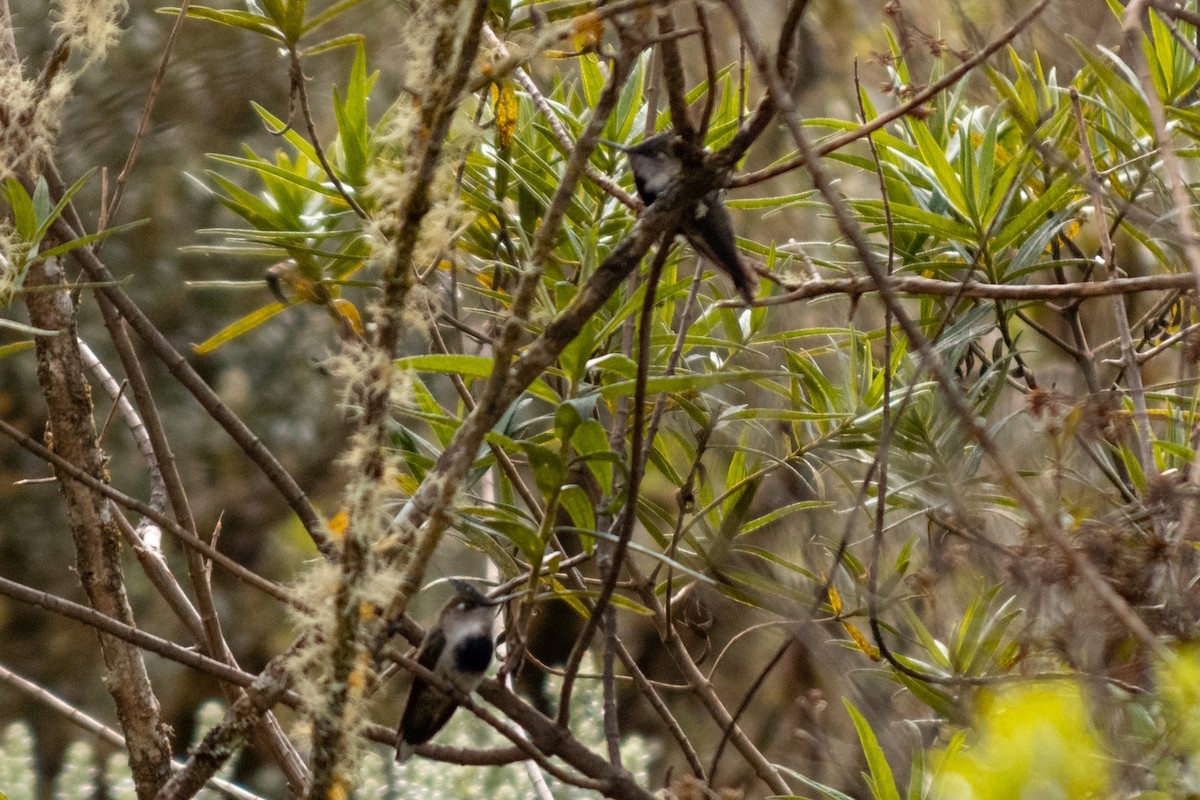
[842, 621, 881, 661]
[327, 774, 351, 800]
[395, 473, 419, 494]
[328, 510, 350, 538]
[347, 651, 372, 695]
[491, 81, 518, 149]
[331, 299, 363, 337]
[357, 600, 376, 622]
[827, 585, 843, 614]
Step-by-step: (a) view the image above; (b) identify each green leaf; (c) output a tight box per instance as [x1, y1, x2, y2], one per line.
[163, 6, 285, 39]
[572, 419, 613, 494]
[579, 52, 604, 108]
[555, 395, 598, 442]
[193, 303, 289, 353]
[991, 175, 1076, 253]
[4, 178, 38, 241]
[486, 434, 562, 497]
[302, 32, 365, 57]
[333, 43, 374, 187]
[908, 118, 970, 221]
[39, 218, 150, 261]
[282, 0, 306, 42]
[251, 103, 321, 164]
[844, 698, 901, 800]
[597, 369, 788, 400]
[303, 0, 367, 34]
[32, 164, 93, 242]
[774, 764, 857, 800]
[208, 154, 347, 203]
[0, 340, 36, 358]
[737, 500, 832, 537]
[0, 319, 60, 336]
[394, 354, 560, 404]
[558, 484, 596, 547]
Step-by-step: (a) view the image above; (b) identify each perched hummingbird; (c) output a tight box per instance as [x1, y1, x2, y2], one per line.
[396, 580, 498, 762]
[618, 133, 758, 304]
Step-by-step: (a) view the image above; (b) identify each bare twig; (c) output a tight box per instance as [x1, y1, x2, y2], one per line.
[77, 338, 166, 514]
[49, 212, 332, 554]
[655, 3, 696, 141]
[694, 2, 718, 139]
[706, 637, 792, 785]
[158, 658, 296, 800]
[0, 575, 261, 690]
[628, 557, 790, 795]
[1070, 88, 1155, 478]
[753, 269, 1195, 306]
[288, 49, 368, 219]
[103, 0, 192, 230]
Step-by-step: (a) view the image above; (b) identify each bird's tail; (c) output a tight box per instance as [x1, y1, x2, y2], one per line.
[728, 257, 759, 305]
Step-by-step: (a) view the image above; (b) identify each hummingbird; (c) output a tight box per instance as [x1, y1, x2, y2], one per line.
[617, 133, 758, 304]
[395, 580, 499, 762]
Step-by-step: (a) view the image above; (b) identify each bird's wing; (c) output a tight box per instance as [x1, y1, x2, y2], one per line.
[397, 628, 458, 760]
[684, 193, 758, 303]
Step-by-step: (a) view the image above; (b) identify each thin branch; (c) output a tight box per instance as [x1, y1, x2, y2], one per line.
[113, 512, 207, 646]
[0, 0, 18, 64]
[288, 49, 368, 219]
[77, 338, 166, 515]
[1109, 321, 1200, 365]
[753, 270, 1195, 305]
[627, 558, 790, 795]
[655, 3, 696, 140]
[426, 313, 546, 522]
[83, 254, 311, 792]
[385, 31, 646, 623]
[693, 2, 718, 139]
[158, 657, 296, 800]
[382, 646, 611, 791]
[706, 637, 792, 785]
[481, 24, 638, 208]
[0, 575, 261, 690]
[602, 605, 622, 766]
[1070, 88, 1155, 479]
[22, 254, 173, 798]
[309, 2, 492, 793]
[103, 0, 192, 230]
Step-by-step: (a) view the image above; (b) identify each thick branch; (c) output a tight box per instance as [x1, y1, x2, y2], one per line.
[23, 257, 173, 799]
